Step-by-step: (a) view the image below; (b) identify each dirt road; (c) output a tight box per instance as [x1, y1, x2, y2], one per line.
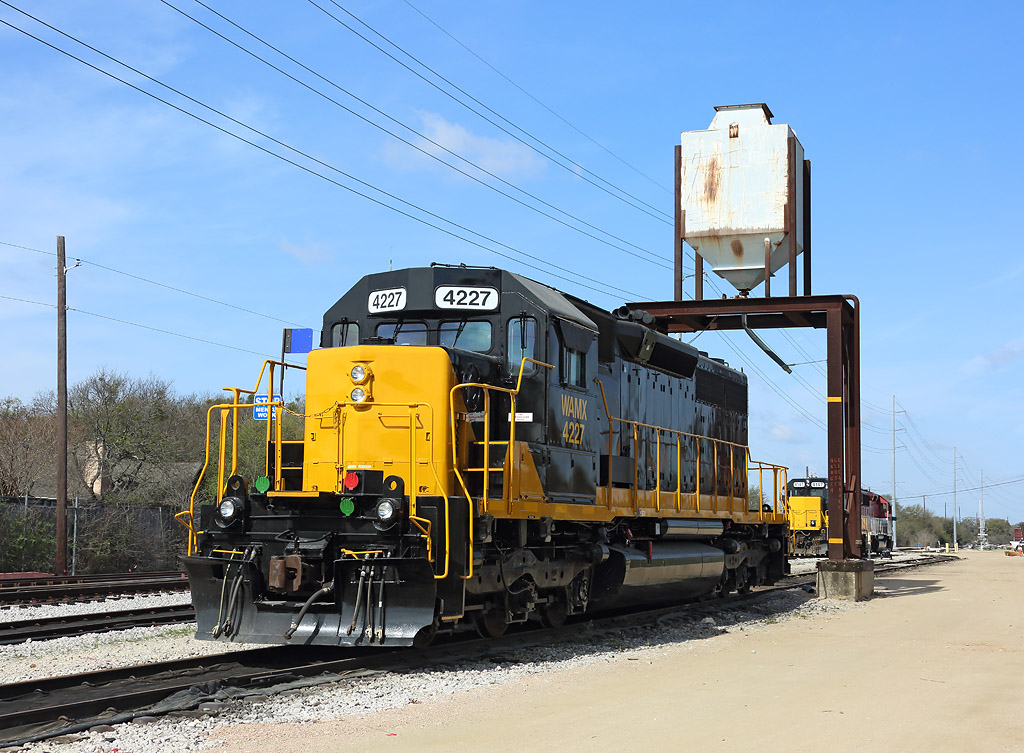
[213, 551, 1024, 753]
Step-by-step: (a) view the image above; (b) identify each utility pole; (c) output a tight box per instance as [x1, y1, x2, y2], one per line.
[888, 395, 897, 549]
[55, 236, 68, 575]
[979, 470, 985, 545]
[891, 396, 901, 549]
[952, 446, 958, 548]
[923, 494, 927, 515]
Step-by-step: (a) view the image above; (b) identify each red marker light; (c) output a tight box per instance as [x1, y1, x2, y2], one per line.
[344, 472, 360, 491]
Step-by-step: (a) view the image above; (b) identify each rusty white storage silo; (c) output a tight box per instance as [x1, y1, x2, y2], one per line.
[679, 104, 805, 294]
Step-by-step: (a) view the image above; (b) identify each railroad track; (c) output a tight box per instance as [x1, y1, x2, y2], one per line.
[0, 571, 184, 589]
[0, 553, 956, 747]
[0, 604, 195, 645]
[0, 573, 189, 606]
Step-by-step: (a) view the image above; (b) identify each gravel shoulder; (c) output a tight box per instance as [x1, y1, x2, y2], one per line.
[211, 551, 1024, 753]
[9, 551, 1021, 753]
[0, 593, 252, 685]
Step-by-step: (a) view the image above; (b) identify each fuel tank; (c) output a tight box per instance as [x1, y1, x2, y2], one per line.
[591, 541, 725, 607]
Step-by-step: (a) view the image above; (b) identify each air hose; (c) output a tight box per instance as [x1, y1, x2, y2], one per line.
[284, 581, 335, 639]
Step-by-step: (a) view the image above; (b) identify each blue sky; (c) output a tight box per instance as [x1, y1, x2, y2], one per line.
[2, 0, 1022, 522]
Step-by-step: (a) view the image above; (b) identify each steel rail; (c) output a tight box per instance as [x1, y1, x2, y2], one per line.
[0, 576, 189, 605]
[0, 604, 195, 645]
[0, 571, 184, 589]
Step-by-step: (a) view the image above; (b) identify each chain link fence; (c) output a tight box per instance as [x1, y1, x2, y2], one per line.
[0, 497, 187, 574]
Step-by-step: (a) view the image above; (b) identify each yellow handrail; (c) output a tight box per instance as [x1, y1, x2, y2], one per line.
[177, 359, 305, 555]
[449, 357, 553, 580]
[591, 378, 786, 517]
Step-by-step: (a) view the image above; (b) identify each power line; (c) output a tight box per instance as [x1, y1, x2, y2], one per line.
[0, 293, 273, 357]
[2, 239, 310, 328]
[898, 444, 948, 488]
[398, 0, 671, 195]
[71, 307, 273, 357]
[678, 251, 892, 453]
[715, 332, 827, 433]
[899, 422, 952, 477]
[905, 474, 1024, 499]
[0, 240, 53, 257]
[166, 0, 671, 271]
[0, 293, 55, 307]
[306, 0, 673, 225]
[896, 401, 950, 464]
[0, 9, 637, 303]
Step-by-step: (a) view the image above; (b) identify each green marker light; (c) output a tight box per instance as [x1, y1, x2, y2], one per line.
[339, 498, 355, 516]
[255, 476, 271, 494]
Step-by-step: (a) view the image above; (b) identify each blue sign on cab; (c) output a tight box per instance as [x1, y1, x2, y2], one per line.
[253, 394, 282, 420]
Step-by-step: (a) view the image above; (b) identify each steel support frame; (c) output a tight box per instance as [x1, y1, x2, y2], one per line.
[625, 294, 862, 560]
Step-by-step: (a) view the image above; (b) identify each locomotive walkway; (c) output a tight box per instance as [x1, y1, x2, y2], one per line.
[211, 550, 1024, 753]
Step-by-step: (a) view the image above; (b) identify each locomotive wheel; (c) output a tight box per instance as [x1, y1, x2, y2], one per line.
[475, 609, 508, 638]
[541, 600, 568, 628]
[413, 623, 437, 649]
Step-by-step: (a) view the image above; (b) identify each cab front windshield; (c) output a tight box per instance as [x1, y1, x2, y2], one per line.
[373, 319, 492, 352]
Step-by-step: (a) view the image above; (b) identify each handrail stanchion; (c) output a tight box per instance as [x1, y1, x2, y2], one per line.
[274, 397, 284, 491]
[655, 428, 661, 512]
[728, 443, 735, 515]
[594, 379, 615, 510]
[482, 389, 490, 507]
[505, 392, 515, 515]
[712, 441, 719, 512]
[264, 363, 275, 480]
[226, 388, 241, 478]
[217, 406, 229, 498]
[632, 423, 639, 514]
[675, 435, 682, 512]
[695, 436, 701, 512]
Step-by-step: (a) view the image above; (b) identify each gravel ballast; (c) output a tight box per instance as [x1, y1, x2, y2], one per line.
[4, 588, 859, 753]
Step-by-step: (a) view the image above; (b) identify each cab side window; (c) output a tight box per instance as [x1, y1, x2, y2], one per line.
[563, 347, 585, 388]
[506, 316, 537, 377]
[555, 319, 594, 389]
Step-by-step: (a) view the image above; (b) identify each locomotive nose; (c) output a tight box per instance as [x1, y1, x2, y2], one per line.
[301, 345, 456, 499]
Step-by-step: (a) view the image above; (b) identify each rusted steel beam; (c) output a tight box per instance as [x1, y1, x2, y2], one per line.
[694, 252, 703, 300]
[674, 146, 683, 302]
[788, 134, 798, 297]
[844, 296, 863, 557]
[629, 294, 851, 317]
[659, 313, 828, 332]
[803, 160, 812, 296]
[783, 310, 812, 327]
[628, 294, 862, 562]
[826, 305, 846, 561]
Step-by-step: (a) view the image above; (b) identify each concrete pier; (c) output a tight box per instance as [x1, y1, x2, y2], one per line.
[816, 558, 874, 600]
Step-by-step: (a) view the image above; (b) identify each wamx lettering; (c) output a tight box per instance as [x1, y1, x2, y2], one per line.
[560, 394, 588, 420]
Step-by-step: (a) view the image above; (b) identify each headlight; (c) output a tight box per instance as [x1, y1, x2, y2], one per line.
[218, 498, 238, 519]
[376, 499, 396, 521]
[350, 364, 368, 383]
[350, 387, 367, 403]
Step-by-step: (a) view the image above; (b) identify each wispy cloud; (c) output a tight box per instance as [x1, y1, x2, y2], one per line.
[382, 111, 545, 180]
[769, 422, 805, 442]
[964, 337, 1024, 375]
[280, 237, 329, 265]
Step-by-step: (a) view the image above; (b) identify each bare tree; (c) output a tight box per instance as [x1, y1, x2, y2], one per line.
[68, 369, 210, 504]
[0, 394, 56, 497]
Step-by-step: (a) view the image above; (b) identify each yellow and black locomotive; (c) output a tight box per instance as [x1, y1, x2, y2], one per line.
[180, 265, 788, 646]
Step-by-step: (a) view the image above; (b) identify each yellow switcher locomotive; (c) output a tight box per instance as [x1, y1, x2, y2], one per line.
[180, 265, 788, 646]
